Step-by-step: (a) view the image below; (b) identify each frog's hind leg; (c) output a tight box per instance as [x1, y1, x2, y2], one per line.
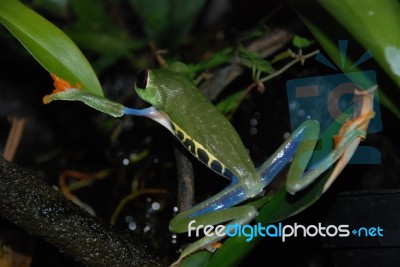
[256, 120, 320, 189]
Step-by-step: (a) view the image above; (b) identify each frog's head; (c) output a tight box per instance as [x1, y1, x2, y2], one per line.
[134, 62, 192, 110]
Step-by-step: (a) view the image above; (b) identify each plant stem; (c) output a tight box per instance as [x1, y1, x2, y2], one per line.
[259, 49, 320, 83]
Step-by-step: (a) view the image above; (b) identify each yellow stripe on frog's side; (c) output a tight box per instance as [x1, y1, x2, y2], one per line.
[171, 122, 235, 180]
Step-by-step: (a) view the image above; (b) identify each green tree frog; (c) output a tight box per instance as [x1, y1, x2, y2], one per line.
[43, 62, 376, 266]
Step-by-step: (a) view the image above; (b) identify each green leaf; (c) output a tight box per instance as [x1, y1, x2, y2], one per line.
[256, 173, 326, 223]
[318, 0, 400, 90]
[66, 31, 140, 55]
[181, 251, 211, 267]
[271, 50, 292, 63]
[64, 0, 147, 73]
[33, 0, 69, 18]
[187, 47, 234, 76]
[207, 235, 260, 267]
[70, 0, 111, 30]
[0, 0, 103, 96]
[129, 0, 206, 48]
[216, 90, 244, 115]
[238, 47, 275, 74]
[292, 35, 313, 49]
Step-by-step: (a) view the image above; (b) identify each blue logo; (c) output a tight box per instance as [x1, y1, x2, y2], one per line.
[286, 40, 382, 164]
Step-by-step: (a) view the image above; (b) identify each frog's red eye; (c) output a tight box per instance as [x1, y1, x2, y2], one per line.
[135, 70, 148, 89]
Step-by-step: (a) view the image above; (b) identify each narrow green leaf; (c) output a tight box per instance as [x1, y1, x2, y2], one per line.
[187, 47, 234, 76]
[318, 0, 400, 91]
[207, 235, 260, 267]
[238, 48, 275, 74]
[216, 90, 244, 114]
[0, 0, 103, 96]
[129, 0, 206, 48]
[271, 49, 292, 63]
[181, 251, 210, 267]
[256, 172, 327, 223]
[292, 35, 313, 49]
[70, 0, 110, 29]
[33, 0, 69, 18]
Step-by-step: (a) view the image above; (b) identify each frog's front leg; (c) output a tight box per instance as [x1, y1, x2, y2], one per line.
[169, 178, 258, 266]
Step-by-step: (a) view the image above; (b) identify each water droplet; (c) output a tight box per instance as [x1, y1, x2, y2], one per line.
[128, 222, 137, 231]
[250, 127, 258, 135]
[151, 202, 160, 211]
[296, 109, 305, 117]
[283, 132, 290, 139]
[124, 120, 134, 130]
[289, 101, 298, 111]
[249, 118, 258, 127]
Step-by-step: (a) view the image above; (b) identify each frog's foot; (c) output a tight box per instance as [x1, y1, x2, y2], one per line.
[169, 204, 258, 266]
[50, 73, 82, 93]
[42, 73, 127, 117]
[43, 73, 82, 104]
[322, 87, 376, 193]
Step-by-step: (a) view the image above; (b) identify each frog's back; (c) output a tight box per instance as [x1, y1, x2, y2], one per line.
[164, 80, 258, 182]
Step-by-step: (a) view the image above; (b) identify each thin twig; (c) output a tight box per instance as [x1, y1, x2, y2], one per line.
[199, 29, 293, 99]
[259, 49, 320, 83]
[110, 188, 167, 225]
[3, 117, 26, 161]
